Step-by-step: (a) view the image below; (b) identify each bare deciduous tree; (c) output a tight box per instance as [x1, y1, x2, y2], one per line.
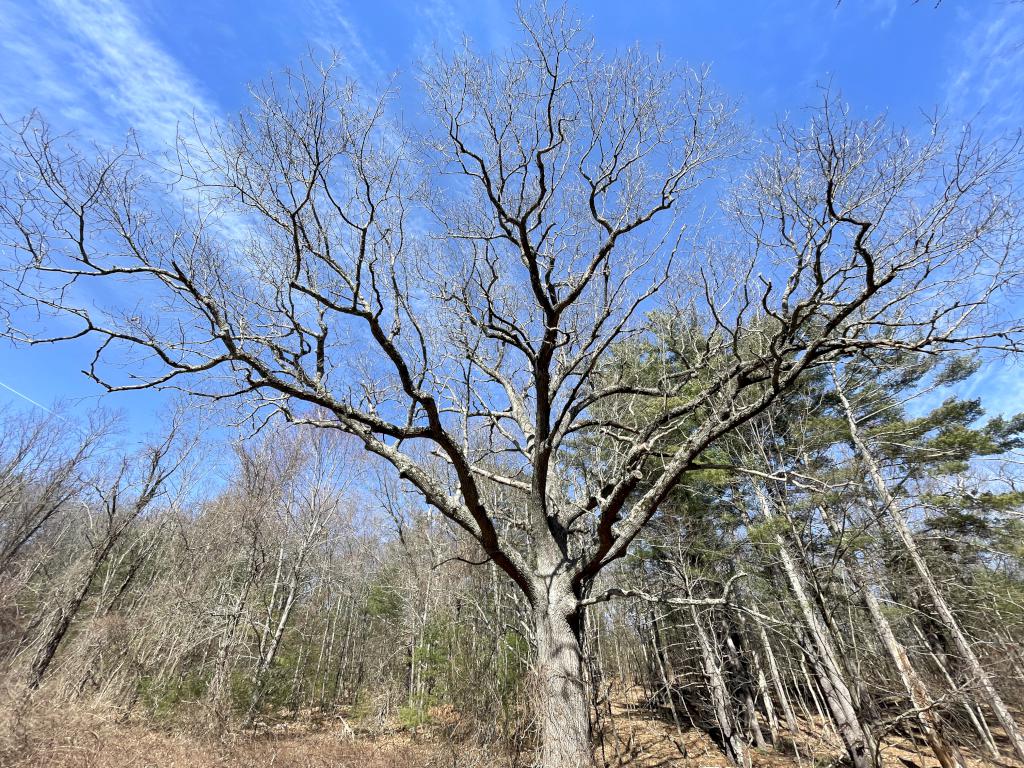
[0, 407, 111, 575]
[1, 7, 1021, 766]
[23, 427, 186, 689]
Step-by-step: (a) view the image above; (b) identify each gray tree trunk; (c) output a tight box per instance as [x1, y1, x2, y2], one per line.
[835, 376, 1024, 763]
[534, 581, 592, 768]
[818, 505, 966, 768]
[754, 485, 875, 768]
[693, 604, 751, 767]
[650, 610, 688, 747]
[724, 629, 767, 749]
[749, 602, 800, 736]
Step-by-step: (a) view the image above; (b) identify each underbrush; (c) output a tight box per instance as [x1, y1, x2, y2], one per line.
[0, 683, 510, 768]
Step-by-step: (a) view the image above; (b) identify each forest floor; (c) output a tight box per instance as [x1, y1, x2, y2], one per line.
[596, 686, 1024, 768]
[2, 685, 1022, 768]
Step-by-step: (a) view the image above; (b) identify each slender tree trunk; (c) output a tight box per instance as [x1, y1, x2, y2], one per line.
[853, 566, 964, 768]
[752, 607, 800, 736]
[734, 601, 784, 744]
[27, 528, 127, 689]
[782, 498, 870, 719]
[650, 610, 687, 743]
[725, 630, 767, 749]
[835, 376, 1024, 763]
[819, 505, 966, 768]
[693, 605, 750, 767]
[313, 591, 336, 707]
[209, 572, 256, 719]
[799, 656, 828, 730]
[336, 596, 356, 701]
[244, 565, 302, 726]
[755, 485, 875, 768]
[729, 587, 779, 743]
[27, 564, 96, 688]
[912, 622, 1000, 758]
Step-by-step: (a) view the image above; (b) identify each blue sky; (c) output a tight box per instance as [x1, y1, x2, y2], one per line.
[1, 0, 1022, 436]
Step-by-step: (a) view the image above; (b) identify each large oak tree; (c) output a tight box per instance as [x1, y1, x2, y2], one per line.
[2, 7, 1021, 766]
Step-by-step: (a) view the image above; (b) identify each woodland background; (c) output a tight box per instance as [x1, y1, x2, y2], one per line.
[1, 351, 1022, 768]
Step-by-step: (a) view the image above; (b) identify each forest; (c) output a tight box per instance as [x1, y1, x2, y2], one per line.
[1, 5, 1023, 768]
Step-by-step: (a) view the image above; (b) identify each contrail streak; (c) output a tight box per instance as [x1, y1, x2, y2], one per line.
[0, 378, 53, 413]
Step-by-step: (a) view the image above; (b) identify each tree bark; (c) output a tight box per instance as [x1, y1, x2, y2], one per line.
[27, 562, 97, 689]
[818, 505, 966, 768]
[534, 586, 593, 768]
[748, 600, 800, 736]
[725, 629, 767, 749]
[693, 604, 751, 767]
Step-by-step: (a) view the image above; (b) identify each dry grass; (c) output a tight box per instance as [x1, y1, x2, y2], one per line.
[2, 684, 1022, 768]
[0, 686, 453, 768]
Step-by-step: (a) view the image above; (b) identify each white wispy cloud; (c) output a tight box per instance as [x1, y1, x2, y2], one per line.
[947, 2, 1024, 133]
[0, 0, 258, 329]
[941, 4, 1024, 420]
[0, 0, 89, 124]
[298, 0, 391, 86]
[1, 0, 217, 150]
[292, 0, 512, 88]
[51, 0, 216, 140]
[411, 0, 511, 55]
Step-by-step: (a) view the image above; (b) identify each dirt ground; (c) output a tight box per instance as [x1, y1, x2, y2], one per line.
[2, 687, 1021, 768]
[595, 686, 1024, 768]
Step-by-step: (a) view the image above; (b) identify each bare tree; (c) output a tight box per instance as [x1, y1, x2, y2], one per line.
[241, 425, 356, 726]
[1, 6, 1021, 765]
[23, 427, 186, 689]
[0, 406, 112, 575]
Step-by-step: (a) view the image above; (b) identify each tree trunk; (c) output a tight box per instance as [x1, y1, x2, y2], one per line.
[693, 604, 751, 767]
[650, 610, 688, 745]
[818, 505, 966, 768]
[244, 563, 302, 726]
[27, 534, 123, 688]
[912, 621, 1000, 758]
[755, 485, 875, 768]
[534, 593, 593, 768]
[835, 376, 1024, 763]
[733, 597, 787, 743]
[725, 630, 766, 749]
[750, 604, 800, 736]
[209, 570, 255, 720]
[27, 574, 92, 689]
